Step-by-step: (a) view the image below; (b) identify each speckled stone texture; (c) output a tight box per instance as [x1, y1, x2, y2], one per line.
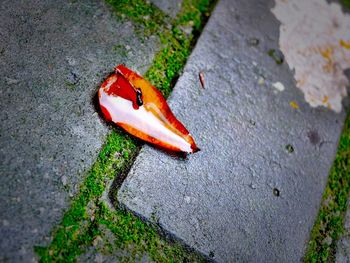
[149, 0, 182, 18]
[0, 0, 159, 261]
[118, 0, 348, 262]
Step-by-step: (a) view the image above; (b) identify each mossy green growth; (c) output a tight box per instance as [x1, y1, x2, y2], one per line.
[304, 110, 350, 263]
[97, 202, 205, 262]
[145, 0, 216, 98]
[105, 0, 169, 36]
[35, 0, 216, 262]
[341, 0, 350, 9]
[175, 0, 214, 32]
[35, 130, 139, 262]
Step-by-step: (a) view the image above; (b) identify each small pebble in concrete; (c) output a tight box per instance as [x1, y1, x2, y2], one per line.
[268, 48, 284, 64]
[285, 144, 294, 153]
[249, 183, 257, 189]
[272, 81, 285, 92]
[247, 38, 259, 46]
[257, 76, 265, 85]
[61, 176, 68, 186]
[273, 188, 280, 197]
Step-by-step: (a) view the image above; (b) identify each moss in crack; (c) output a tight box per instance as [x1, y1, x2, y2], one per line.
[145, 0, 216, 98]
[97, 202, 206, 262]
[34, 0, 217, 262]
[304, 110, 350, 262]
[341, 0, 350, 9]
[105, 0, 169, 37]
[34, 130, 140, 262]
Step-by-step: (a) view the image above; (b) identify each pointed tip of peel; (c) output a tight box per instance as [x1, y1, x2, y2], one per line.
[191, 144, 200, 154]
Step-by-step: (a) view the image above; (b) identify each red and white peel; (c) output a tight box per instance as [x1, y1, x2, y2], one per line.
[98, 65, 199, 154]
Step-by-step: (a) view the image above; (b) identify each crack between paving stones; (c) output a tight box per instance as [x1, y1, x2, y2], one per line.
[34, 1, 219, 262]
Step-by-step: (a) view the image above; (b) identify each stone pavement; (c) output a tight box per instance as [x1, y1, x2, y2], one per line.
[117, 0, 349, 262]
[0, 0, 163, 261]
[1, 0, 349, 262]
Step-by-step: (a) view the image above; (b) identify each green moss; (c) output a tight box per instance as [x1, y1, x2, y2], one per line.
[145, 0, 216, 98]
[175, 0, 213, 32]
[341, 0, 350, 9]
[98, 202, 205, 262]
[35, 131, 139, 262]
[35, 0, 216, 262]
[304, 110, 350, 262]
[105, 0, 169, 36]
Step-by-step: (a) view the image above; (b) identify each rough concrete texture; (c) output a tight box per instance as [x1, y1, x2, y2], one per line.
[0, 0, 159, 261]
[149, 0, 182, 18]
[118, 0, 348, 262]
[336, 195, 350, 263]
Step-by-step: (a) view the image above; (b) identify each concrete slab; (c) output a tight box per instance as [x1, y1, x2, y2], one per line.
[118, 0, 348, 262]
[0, 0, 159, 261]
[150, 0, 182, 18]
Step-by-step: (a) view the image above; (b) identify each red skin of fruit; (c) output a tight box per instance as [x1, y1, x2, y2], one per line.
[98, 65, 199, 154]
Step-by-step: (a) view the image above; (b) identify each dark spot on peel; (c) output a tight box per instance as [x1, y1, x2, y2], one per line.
[136, 88, 143, 107]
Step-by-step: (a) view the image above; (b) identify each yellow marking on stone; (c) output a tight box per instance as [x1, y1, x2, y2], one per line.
[339, 39, 350, 49]
[290, 101, 299, 109]
[322, 95, 329, 104]
[319, 46, 335, 73]
[320, 47, 333, 60]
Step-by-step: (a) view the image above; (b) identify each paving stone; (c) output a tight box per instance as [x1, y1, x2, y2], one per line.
[118, 0, 348, 262]
[149, 0, 182, 18]
[0, 0, 160, 261]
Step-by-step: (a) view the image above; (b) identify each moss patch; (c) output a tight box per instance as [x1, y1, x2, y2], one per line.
[105, 0, 169, 36]
[341, 0, 350, 9]
[34, 130, 140, 262]
[34, 0, 216, 262]
[304, 110, 350, 262]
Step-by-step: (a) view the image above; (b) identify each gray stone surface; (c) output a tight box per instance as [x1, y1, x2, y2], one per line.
[0, 0, 159, 261]
[336, 195, 350, 263]
[118, 0, 348, 262]
[149, 0, 182, 18]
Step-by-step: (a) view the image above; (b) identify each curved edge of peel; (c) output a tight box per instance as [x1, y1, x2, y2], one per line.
[98, 65, 199, 154]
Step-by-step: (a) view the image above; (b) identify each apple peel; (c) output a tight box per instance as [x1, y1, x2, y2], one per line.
[98, 65, 199, 154]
